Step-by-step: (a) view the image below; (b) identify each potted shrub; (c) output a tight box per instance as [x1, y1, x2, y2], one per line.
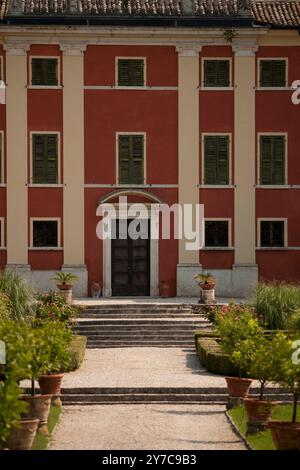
[20, 327, 52, 436]
[268, 334, 300, 450]
[194, 273, 216, 304]
[52, 272, 79, 304]
[0, 320, 39, 450]
[215, 304, 263, 406]
[38, 320, 72, 406]
[240, 335, 283, 433]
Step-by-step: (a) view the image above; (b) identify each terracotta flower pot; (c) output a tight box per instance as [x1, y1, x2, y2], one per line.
[200, 281, 216, 291]
[268, 420, 300, 450]
[225, 377, 252, 398]
[21, 394, 52, 436]
[6, 418, 39, 450]
[57, 283, 73, 291]
[38, 374, 64, 396]
[244, 397, 275, 427]
[160, 281, 170, 298]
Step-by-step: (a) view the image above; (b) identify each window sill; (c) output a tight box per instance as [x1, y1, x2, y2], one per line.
[256, 87, 290, 91]
[28, 184, 64, 188]
[27, 85, 63, 90]
[198, 184, 234, 189]
[0, 184, 6, 187]
[85, 86, 178, 91]
[28, 247, 63, 251]
[256, 185, 289, 189]
[202, 247, 234, 251]
[0, 247, 6, 250]
[256, 246, 288, 250]
[199, 87, 234, 91]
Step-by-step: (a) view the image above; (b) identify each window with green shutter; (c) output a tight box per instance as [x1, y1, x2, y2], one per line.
[260, 135, 285, 185]
[32, 134, 58, 184]
[205, 221, 229, 247]
[118, 59, 145, 87]
[260, 221, 285, 247]
[31, 58, 58, 86]
[118, 135, 144, 185]
[204, 135, 229, 185]
[203, 60, 230, 87]
[259, 60, 286, 87]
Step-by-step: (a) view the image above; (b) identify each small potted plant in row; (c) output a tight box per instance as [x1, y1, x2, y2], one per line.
[194, 273, 216, 305]
[53, 272, 79, 304]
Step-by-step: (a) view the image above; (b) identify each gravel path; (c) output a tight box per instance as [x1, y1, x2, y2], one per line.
[61, 348, 227, 389]
[49, 404, 245, 450]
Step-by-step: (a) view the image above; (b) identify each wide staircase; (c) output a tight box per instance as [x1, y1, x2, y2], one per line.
[73, 303, 209, 349]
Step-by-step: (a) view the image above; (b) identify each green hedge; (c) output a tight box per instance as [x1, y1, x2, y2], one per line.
[196, 335, 239, 377]
[67, 335, 87, 371]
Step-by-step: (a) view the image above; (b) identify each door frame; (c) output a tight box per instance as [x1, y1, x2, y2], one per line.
[102, 203, 159, 297]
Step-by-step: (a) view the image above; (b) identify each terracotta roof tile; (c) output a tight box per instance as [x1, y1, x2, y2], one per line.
[2, 1, 300, 26]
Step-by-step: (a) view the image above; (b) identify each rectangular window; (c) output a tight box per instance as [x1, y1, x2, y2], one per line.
[203, 60, 230, 88]
[260, 135, 285, 185]
[118, 134, 144, 185]
[205, 220, 229, 247]
[32, 220, 58, 248]
[31, 58, 58, 86]
[259, 60, 286, 88]
[204, 135, 229, 185]
[32, 134, 58, 184]
[117, 59, 145, 87]
[260, 220, 285, 247]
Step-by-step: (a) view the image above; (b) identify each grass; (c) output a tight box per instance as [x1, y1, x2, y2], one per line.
[31, 404, 61, 450]
[253, 282, 300, 330]
[228, 404, 300, 450]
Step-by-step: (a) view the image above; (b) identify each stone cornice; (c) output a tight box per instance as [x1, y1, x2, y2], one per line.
[232, 44, 258, 57]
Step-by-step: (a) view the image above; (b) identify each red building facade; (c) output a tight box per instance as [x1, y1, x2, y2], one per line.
[0, 1, 300, 297]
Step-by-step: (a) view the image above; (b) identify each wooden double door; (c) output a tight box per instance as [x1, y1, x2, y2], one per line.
[111, 219, 150, 296]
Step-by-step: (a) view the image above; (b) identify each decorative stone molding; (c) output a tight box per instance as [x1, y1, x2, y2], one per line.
[176, 45, 202, 57]
[8, 0, 23, 14]
[232, 44, 258, 57]
[60, 44, 87, 56]
[3, 43, 30, 55]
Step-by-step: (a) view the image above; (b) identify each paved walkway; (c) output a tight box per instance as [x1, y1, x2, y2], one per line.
[74, 296, 246, 306]
[48, 347, 246, 450]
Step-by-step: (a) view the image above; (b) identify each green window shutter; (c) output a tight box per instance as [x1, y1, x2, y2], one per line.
[204, 60, 230, 87]
[260, 60, 286, 87]
[204, 136, 229, 184]
[32, 134, 58, 184]
[118, 59, 144, 87]
[32, 58, 58, 86]
[260, 136, 285, 185]
[118, 135, 144, 184]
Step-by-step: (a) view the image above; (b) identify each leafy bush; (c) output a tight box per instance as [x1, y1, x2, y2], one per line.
[67, 335, 87, 371]
[288, 309, 300, 331]
[34, 292, 79, 326]
[0, 294, 12, 321]
[253, 282, 300, 330]
[0, 380, 28, 448]
[216, 303, 264, 376]
[39, 320, 72, 374]
[0, 271, 34, 321]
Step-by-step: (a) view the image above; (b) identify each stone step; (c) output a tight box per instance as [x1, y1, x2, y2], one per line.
[87, 342, 195, 348]
[77, 314, 203, 319]
[75, 320, 208, 326]
[74, 332, 197, 338]
[75, 325, 207, 332]
[78, 304, 196, 310]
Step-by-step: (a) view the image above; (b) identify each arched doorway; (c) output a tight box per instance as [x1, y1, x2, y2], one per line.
[97, 189, 163, 297]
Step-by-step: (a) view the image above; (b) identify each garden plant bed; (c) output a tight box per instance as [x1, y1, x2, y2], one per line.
[227, 404, 300, 450]
[31, 404, 62, 450]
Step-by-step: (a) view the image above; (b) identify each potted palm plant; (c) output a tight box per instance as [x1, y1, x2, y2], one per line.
[52, 272, 79, 304]
[194, 273, 216, 304]
[268, 334, 300, 450]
